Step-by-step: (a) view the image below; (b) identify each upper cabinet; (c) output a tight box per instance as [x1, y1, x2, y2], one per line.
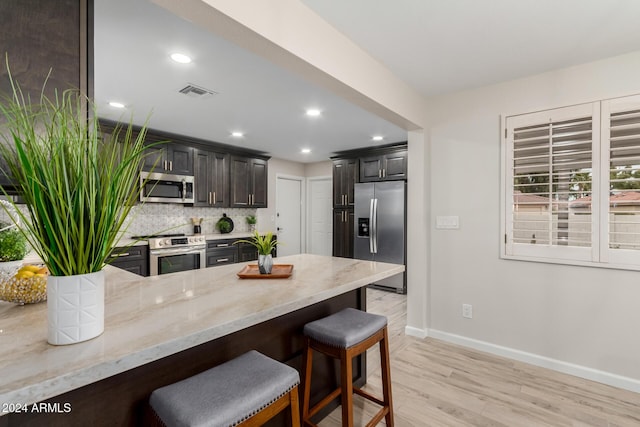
[359, 149, 407, 182]
[230, 156, 268, 208]
[142, 142, 194, 176]
[99, 120, 270, 208]
[333, 158, 357, 208]
[194, 149, 229, 207]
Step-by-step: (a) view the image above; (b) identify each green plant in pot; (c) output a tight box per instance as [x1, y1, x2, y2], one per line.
[0, 68, 151, 345]
[246, 215, 256, 232]
[235, 231, 278, 274]
[0, 220, 28, 279]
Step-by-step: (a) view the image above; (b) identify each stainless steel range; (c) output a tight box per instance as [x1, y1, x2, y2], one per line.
[146, 234, 206, 276]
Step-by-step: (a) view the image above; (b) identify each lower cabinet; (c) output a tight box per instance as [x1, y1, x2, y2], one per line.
[206, 239, 238, 267]
[206, 236, 277, 267]
[108, 245, 149, 277]
[238, 242, 259, 262]
[333, 209, 354, 258]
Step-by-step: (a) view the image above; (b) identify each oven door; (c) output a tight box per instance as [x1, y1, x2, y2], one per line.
[149, 246, 206, 276]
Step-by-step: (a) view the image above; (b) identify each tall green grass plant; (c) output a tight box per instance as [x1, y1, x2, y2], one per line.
[0, 69, 151, 276]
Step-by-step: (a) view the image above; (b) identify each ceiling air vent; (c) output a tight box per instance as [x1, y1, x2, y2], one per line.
[178, 83, 217, 99]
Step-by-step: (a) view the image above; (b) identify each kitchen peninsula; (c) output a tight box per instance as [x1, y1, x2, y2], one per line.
[0, 254, 404, 426]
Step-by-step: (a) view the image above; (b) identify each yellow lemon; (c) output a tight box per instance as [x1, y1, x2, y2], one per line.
[19, 265, 41, 273]
[36, 267, 48, 275]
[15, 270, 35, 279]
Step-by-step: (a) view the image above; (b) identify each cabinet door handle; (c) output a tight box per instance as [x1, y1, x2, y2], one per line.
[217, 258, 229, 262]
[248, 194, 251, 205]
[208, 192, 212, 205]
[164, 160, 167, 170]
[383, 169, 386, 178]
[213, 191, 216, 205]
[345, 194, 348, 204]
[217, 243, 229, 247]
[169, 161, 173, 171]
[378, 169, 382, 178]
[113, 253, 130, 258]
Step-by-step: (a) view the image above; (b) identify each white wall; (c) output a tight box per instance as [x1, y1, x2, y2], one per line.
[424, 50, 640, 389]
[304, 160, 332, 178]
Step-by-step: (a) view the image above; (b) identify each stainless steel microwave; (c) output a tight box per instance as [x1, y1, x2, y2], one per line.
[140, 171, 194, 204]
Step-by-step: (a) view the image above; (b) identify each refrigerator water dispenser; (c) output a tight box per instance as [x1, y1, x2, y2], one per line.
[358, 218, 370, 237]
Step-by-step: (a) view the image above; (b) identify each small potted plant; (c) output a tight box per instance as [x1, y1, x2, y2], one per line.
[246, 215, 257, 232]
[235, 231, 278, 274]
[0, 220, 28, 278]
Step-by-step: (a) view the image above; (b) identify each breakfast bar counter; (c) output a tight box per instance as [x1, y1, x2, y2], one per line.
[0, 254, 404, 426]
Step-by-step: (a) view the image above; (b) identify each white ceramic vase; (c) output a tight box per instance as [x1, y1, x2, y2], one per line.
[47, 270, 105, 345]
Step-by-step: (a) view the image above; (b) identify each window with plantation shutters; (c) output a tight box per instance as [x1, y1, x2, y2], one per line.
[601, 94, 640, 266]
[504, 103, 599, 263]
[503, 94, 640, 269]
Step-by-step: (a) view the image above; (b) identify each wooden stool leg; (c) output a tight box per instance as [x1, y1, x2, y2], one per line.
[290, 385, 301, 427]
[380, 327, 394, 427]
[302, 337, 314, 426]
[341, 348, 354, 427]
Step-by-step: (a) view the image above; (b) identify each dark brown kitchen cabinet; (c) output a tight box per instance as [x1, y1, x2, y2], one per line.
[0, 0, 90, 194]
[238, 242, 258, 262]
[194, 149, 229, 207]
[333, 209, 354, 258]
[142, 142, 194, 176]
[206, 239, 238, 267]
[359, 149, 407, 182]
[108, 245, 149, 277]
[230, 156, 268, 208]
[333, 158, 358, 208]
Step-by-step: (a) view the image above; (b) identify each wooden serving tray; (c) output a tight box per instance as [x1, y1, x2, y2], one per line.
[237, 264, 294, 279]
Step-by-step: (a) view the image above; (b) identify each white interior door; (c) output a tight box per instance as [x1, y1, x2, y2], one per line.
[276, 176, 303, 256]
[307, 177, 333, 255]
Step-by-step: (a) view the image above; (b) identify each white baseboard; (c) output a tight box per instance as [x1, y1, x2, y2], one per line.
[406, 327, 640, 394]
[404, 325, 428, 339]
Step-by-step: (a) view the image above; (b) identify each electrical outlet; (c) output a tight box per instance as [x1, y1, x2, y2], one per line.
[462, 304, 473, 319]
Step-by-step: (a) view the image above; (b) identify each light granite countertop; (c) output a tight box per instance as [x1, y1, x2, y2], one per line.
[0, 254, 404, 410]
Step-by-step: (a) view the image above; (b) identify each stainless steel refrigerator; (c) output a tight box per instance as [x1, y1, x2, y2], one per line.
[354, 181, 406, 293]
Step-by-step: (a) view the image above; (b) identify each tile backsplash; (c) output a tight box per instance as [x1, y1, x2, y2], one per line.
[123, 204, 257, 237]
[0, 199, 254, 239]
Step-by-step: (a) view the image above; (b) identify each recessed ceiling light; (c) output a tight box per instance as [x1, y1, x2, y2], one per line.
[306, 109, 321, 117]
[301, 148, 311, 154]
[372, 135, 384, 141]
[231, 131, 244, 138]
[108, 101, 125, 109]
[170, 53, 192, 64]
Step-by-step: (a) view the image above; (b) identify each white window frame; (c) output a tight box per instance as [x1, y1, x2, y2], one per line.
[501, 94, 640, 271]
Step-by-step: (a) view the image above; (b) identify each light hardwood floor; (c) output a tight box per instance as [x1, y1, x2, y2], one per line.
[318, 288, 640, 427]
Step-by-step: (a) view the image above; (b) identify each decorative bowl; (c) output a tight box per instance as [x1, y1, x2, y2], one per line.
[0, 265, 48, 305]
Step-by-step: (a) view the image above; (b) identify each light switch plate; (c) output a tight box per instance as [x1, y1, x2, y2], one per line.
[436, 216, 459, 229]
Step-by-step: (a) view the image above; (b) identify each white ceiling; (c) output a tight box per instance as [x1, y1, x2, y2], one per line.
[302, 0, 640, 97]
[95, 0, 640, 163]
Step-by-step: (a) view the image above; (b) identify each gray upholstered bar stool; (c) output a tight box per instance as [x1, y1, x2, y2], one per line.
[148, 350, 301, 427]
[301, 308, 393, 427]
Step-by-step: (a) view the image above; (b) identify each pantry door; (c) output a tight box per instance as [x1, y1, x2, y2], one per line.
[276, 175, 304, 256]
